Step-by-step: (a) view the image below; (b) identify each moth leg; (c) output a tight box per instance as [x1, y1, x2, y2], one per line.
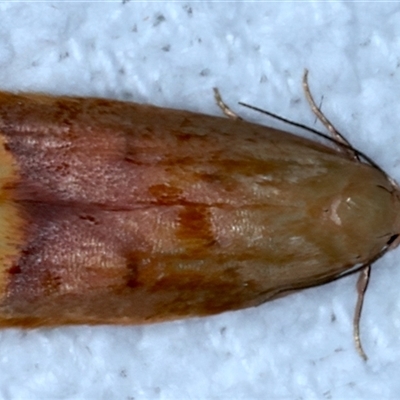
[302, 69, 358, 161]
[213, 88, 242, 120]
[353, 265, 370, 361]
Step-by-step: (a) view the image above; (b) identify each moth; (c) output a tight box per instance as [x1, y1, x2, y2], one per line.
[0, 72, 398, 359]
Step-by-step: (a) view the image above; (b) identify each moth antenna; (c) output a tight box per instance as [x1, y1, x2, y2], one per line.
[237, 100, 386, 176]
[303, 70, 370, 360]
[302, 69, 359, 161]
[305, 70, 400, 194]
[236, 72, 396, 193]
[354, 266, 370, 361]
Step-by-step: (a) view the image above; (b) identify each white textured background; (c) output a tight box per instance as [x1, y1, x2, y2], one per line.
[1, 1, 400, 399]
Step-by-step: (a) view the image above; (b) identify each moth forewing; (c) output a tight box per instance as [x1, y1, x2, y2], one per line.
[0, 88, 397, 354]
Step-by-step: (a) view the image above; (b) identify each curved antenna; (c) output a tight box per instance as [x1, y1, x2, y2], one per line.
[238, 101, 386, 175]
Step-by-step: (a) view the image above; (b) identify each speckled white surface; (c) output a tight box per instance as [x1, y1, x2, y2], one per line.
[0, 2, 400, 399]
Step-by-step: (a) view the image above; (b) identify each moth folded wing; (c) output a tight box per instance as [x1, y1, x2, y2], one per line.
[0, 135, 27, 309]
[0, 93, 399, 326]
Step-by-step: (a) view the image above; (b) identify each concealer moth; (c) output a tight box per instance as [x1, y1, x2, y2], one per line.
[0, 72, 398, 360]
